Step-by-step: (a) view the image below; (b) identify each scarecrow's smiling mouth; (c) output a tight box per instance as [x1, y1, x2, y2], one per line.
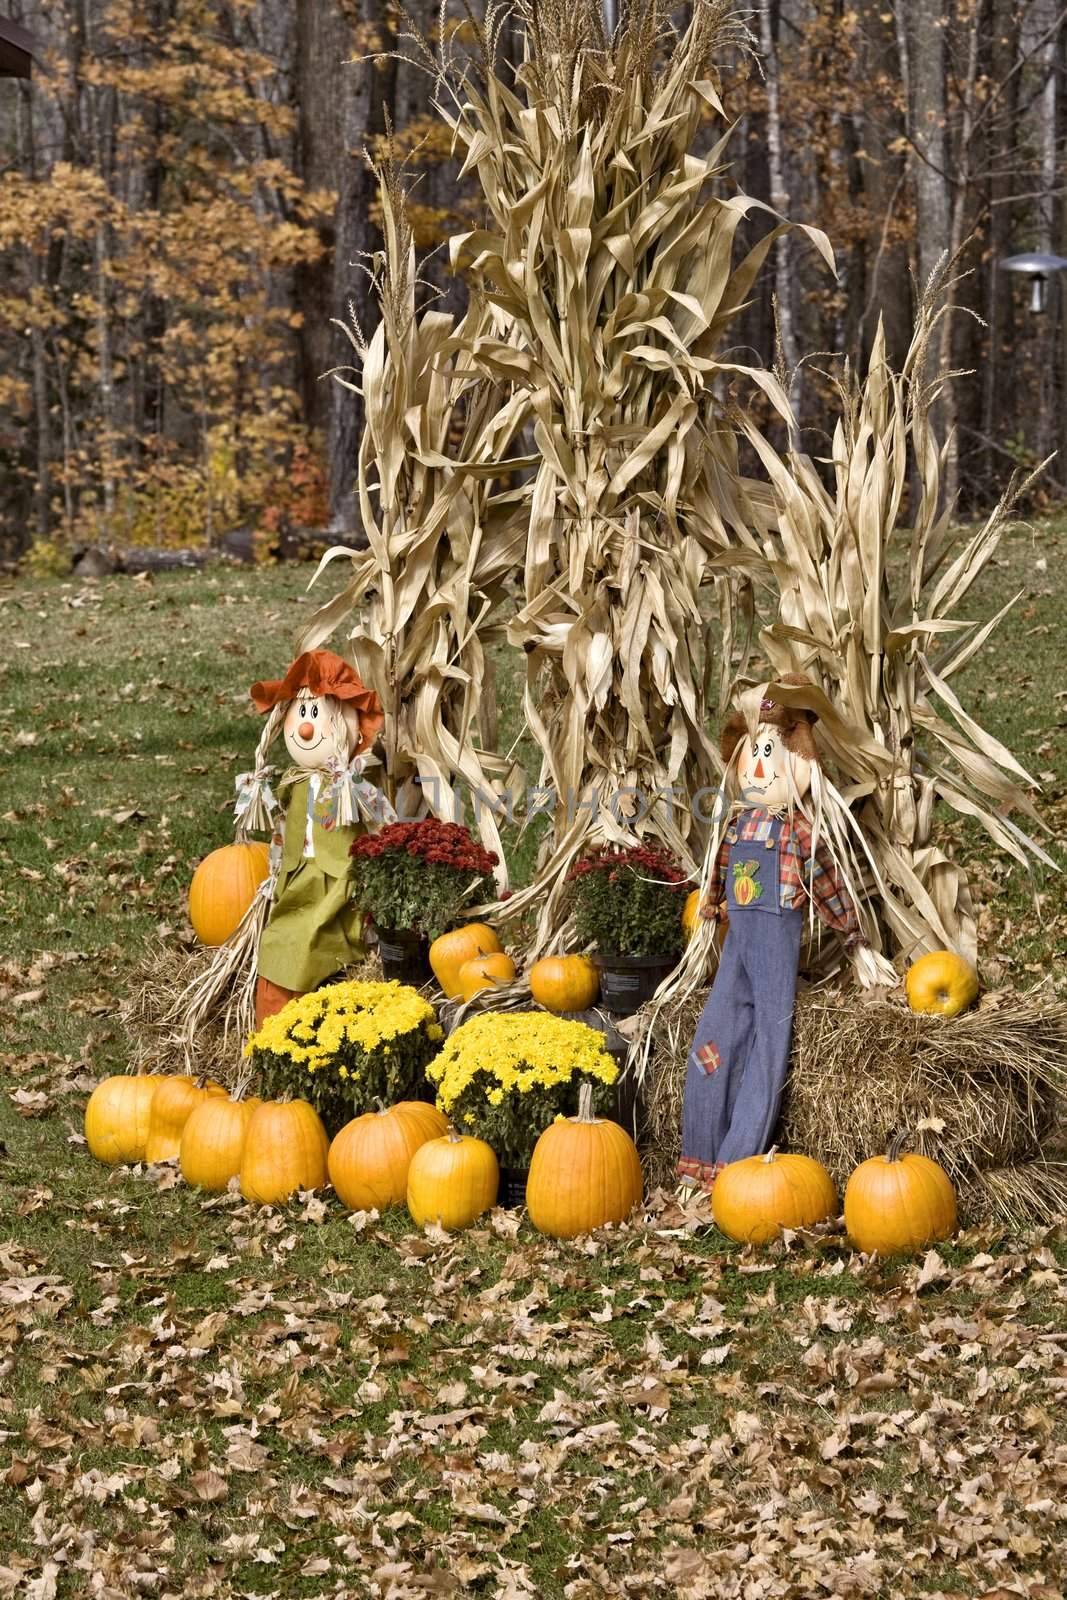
[296, 734, 326, 752]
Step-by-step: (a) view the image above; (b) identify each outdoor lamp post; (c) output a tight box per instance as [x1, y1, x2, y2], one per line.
[997, 251, 1067, 314]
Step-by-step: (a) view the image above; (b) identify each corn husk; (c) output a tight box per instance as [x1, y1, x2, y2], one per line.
[300, 156, 531, 881]
[421, 0, 834, 954]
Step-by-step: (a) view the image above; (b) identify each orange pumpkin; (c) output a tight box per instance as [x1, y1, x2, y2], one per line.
[844, 1134, 957, 1255]
[84, 1073, 164, 1165]
[458, 952, 517, 1001]
[407, 1128, 499, 1229]
[145, 1076, 227, 1164]
[240, 1099, 329, 1204]
[528, 955, 599, 1013]
[429, 923, 502, 998]
[180, 1094, 260, 1192]
[682, 890, 701, 939]
[188, 841, 271, 947]
[526, 1083, 644, 1239]
[390, 1100, 449, 1143]
[711, 1148, 838, 1244]
[905, 950, 979, 1018]
[328, 1103, 441, 1211]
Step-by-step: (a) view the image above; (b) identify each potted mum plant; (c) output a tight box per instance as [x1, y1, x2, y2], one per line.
[426, 1010, 620, 1205]
[243, 978, 444, 1132]
[350, 820, 499, 983]
[566, 841, 688, 1015]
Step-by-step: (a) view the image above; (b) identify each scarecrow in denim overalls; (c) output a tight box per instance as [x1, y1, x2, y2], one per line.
[678, 675, 884, 1192]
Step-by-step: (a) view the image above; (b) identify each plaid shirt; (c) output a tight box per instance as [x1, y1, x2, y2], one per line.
[700, 807, 863, 946]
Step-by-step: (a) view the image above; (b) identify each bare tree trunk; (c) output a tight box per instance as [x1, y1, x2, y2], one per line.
[295, 0, 347, 446]
[902, 0, 954, 497]
[329, 2, 396, 532]
[1034, 0, 1059, 460]
[854, 0, 911, 367]
[939, 6, 980, 509]
[84, 2, 118, 531]
[760, 0, 801, 436]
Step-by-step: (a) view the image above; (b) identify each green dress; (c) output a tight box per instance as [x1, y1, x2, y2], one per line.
[256, 774, 367, 992]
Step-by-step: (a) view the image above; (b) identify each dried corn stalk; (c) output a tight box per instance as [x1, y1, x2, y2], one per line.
[631, 289, 1056, 1091]
[739, 298, 1055, 965]
[300, 159, 532, 880]
[433, 0, 831, 951]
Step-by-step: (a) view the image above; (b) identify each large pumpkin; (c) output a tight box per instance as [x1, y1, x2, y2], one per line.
[905, 950, 978, 1018]
[391, 1100, 448, 1143]
[407, 1128, 499, 1229]
[328, 1103, 440, 1211]
[429, 923, 501, 998]
[682, 889, 701, 939]
[711, 1148, 838, 1244]
[240, 1099, 329, 1205]
[180, 1094, 260, 1192]
[188, 841, 271, 947]
[528, 955, 599, 1013]
[84, 1073, 164, 1165]
[526, 1083, 643, 1239]
[458, 952, 517, 1002]
[844, 1134, 957, 1255]
[144, 1075, 226, 1164]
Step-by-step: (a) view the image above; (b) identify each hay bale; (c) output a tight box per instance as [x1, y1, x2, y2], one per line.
[120, 943, 387, 1087]
[640, 984, 1067, 1226]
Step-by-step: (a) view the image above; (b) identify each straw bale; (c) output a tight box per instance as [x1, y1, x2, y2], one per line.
[641, 984, 1067, 1226]
[121, 945, 386, 1088]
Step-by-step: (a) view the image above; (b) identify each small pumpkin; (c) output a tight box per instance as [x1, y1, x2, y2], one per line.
[905, 950, 979, 1018]
[188, 840, 271, 947]
[458, 952, 517, 1001]
[528, 954, 599, 1013]
[407, 1127, 499, 1229]
[240, 1099, 329, 1205]
[844, 1132, 957, 1255]
[84, 1073, 164, 1165]
[682, 889, 702, 939]
[429, 923, 502, 998]
[180, 1094, 261, 1192]
[328, 1103, 441, 1211]
[526, 1082, 643, 1239]
[144, 1075, 226, 1164]
[711, 1148, 838, 1244]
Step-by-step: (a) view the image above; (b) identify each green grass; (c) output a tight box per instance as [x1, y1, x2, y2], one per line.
[0, 524, 1065, 1596]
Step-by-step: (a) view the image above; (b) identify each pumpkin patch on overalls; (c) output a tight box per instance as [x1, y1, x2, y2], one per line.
[732, 860, 762, 906]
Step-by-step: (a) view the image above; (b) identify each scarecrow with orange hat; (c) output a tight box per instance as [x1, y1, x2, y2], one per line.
[240, 650, 396, 1024]
[679, 674, 894, 1191]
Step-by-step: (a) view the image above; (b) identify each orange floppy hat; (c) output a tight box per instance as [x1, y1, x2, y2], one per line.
[250, 650, 385, 756]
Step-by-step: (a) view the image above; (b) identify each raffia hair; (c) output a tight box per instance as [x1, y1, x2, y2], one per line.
[253, 703, 285, 772]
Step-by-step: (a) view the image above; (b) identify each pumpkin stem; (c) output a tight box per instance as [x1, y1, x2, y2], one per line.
[574, 1081, 598, 1124]
[886, 1128, 909, 1163]
[761, 1145, 780, 1164]
[445, 1124, 463, 1144]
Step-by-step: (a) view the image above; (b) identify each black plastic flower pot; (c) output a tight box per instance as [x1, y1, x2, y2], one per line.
[375, 926, 433, 987]
[498, 1165, 529, 1209]
[594, 952, 679, 1016]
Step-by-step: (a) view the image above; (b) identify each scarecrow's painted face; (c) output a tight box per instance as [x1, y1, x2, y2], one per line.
[736, 725, 812, 810]
[282, 694, 349, 771]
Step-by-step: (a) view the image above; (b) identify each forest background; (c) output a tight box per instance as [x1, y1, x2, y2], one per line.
[3, 0, 1067, 564]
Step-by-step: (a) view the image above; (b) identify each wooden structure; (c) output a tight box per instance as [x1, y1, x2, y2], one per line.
[0, 16, 35, 78]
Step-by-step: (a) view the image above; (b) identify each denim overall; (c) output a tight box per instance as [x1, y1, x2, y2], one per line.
[680, 814, 804, 1184]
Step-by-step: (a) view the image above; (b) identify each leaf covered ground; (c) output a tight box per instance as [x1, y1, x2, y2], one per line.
[1, 525, 1066, 1598]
